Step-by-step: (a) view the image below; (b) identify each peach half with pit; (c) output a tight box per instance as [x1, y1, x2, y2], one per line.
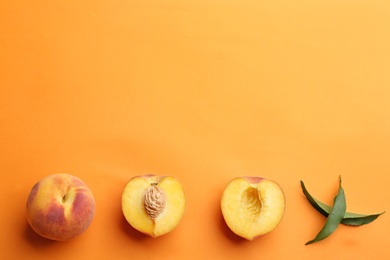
[221, 177, 286, 240]
[26, 173, 95, 241]
[121, 174, 186, 238]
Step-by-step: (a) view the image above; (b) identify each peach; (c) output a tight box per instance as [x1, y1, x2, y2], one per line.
[121, 174, 186, 238]
[221, 177, 286, 240]
[26, 173, 95, 241]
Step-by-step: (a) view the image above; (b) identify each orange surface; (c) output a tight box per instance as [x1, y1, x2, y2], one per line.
[1, 1, 390, 259]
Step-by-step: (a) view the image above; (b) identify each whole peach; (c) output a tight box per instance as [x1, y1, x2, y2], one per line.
[26, 173, 95, 241]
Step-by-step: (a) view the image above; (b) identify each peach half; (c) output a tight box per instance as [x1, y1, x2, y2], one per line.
[121, 175, 186, 238]
[26, 173, 95, 241]
[221, 177, 286, 240]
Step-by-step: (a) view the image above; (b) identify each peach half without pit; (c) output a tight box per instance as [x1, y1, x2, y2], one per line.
[26, 173, 96, 241]
[221, 177, 286, 240]
[121, 174, 186, 238]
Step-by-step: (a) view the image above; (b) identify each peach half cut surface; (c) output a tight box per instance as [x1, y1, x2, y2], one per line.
[221, 177, 286, 241]
[121, 175, 186, 238]
[26, 173, 96, 241]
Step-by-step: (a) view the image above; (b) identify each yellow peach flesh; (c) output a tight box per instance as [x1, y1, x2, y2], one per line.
[121, 175, 186, 237]
[221, 177, 285, 240]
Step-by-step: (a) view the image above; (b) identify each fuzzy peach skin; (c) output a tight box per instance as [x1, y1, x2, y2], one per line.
[26, 173, 95, 241]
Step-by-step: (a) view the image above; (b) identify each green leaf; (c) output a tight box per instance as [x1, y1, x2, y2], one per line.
[305, 176, 346, 245]
[301, 180, 385, 226]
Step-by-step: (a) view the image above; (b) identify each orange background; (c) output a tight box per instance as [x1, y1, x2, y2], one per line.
[1, 0, 389, 259]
